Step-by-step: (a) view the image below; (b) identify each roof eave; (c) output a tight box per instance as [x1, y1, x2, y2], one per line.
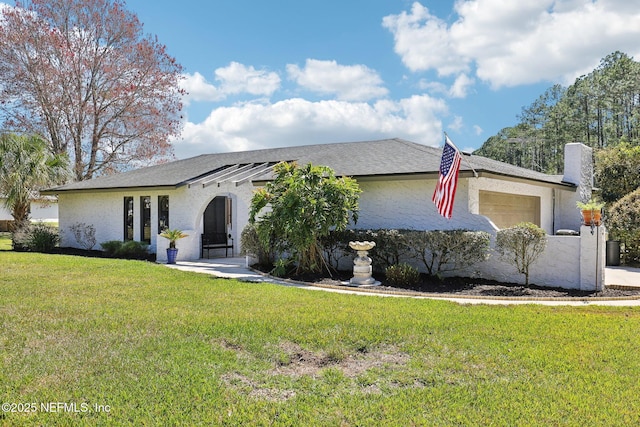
[471, 170, 576, 190]
[253, 170, 576, 189]
[40, 184, 181, 195]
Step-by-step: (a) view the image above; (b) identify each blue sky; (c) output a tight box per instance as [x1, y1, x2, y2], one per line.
[25, 1, 640, 158]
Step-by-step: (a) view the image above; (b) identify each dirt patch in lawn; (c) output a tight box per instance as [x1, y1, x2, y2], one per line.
[219, 341, 412, 401]
[269, 341, 409, 379]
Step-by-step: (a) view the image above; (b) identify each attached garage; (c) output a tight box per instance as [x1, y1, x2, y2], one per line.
[479, 190, 541, 229]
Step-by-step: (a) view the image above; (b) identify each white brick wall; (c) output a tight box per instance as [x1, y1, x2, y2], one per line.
[58, 181, 256, 262]
[58, 144, 604, 290]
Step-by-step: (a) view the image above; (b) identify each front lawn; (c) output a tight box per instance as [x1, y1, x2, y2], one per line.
[0, 232, 11, 251]
[1, 251, 640, 425]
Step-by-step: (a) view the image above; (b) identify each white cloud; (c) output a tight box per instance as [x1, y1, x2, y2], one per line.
[473, 125, 483, 136]
[172, 95, 447, 158]
[448, 115, 463, 132]
[214, 61, 281, 96]
[383, 1, 640, 88]
[449, 74, 474, 98]
[180, 72, 223, 104]
[286, 59, 388, 101]
[382, 3, 469, 76]
[180, 62, 280, 105]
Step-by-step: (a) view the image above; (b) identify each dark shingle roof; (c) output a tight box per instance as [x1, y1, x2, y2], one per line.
[44, 138, 572, 192]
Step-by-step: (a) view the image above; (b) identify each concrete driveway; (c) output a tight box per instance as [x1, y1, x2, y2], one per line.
[605, 265, 640, 289]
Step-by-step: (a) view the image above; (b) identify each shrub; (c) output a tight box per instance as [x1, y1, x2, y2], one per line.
[12, 223, 59, 252]
[271, 258, 293, 278]
[385, 263, 420, 287]
[608, 188, 640, 264]
[69, 222, 97, 250]
[11, 225, 31, 251]
[249, 162, 360, 274]
[496, 222, 547, 285]
[117, 241, 149, 259]
[321, 228, 491, 276]
[101, 240, 149, 260]
[240, 223, 275, 267]
[101, 240, 123, 257]
[355, 229, 411, 271]
[319, 229, 353, 270]
[405, 229, 491, 277]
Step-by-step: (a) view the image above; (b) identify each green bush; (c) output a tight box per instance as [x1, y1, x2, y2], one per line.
[321, 228, 491, 277]
[12, 223, 59, 253]
[608, 188, 640, 264]
[367, 229, 411, 270]
[319, 228, 353, 270]
[385, 263, 420, 287]
[100, 240, 123, 257]
[328, 229, 412, 271]
[405, 229, 491, 277]
[240, 223, 275, 267]
[117, 241, 149, 259]
[249, 162, 360, 274]
[100, 240, 149, 260]
[496, 222, 547, 285]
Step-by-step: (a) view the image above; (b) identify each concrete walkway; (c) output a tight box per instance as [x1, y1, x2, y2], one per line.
[165, 257, 640, 306]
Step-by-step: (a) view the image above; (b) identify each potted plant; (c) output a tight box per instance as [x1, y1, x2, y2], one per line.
[160, 228, 188, 264]
[576, 198, 605, 226]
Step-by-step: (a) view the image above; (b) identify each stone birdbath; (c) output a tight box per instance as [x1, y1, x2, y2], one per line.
[348, 241, 380, 286]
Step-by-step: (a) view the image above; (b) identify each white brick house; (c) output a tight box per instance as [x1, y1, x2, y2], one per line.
[43, 139, 603, 290]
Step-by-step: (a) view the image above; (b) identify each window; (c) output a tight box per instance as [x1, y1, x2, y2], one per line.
[124, 197, 134, 241]
[140, 196, 151, 244]
[158, 195, 169, 232]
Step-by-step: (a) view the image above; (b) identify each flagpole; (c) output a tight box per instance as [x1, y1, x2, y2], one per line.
[444, 132, 478, 178]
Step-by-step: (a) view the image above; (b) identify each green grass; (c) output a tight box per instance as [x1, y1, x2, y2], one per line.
[1, 250, 640, 426]
[0, 233, 11, 251]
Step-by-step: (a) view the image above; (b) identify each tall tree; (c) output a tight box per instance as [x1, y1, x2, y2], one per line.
[517, 84, 569, 173]
[0, 133, 69, 227]
[0, 0, 184, 180]
[594, 142, 640, 204]
[477, 51, 640, 176]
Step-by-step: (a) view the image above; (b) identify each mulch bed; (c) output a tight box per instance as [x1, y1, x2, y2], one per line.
[279, 269, 640, 299]
[38, 247, 157, 262]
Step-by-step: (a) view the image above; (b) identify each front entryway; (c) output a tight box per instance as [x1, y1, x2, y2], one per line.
[201, 196, 234, 258]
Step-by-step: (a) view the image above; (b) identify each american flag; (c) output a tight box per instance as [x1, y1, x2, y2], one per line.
[432, 135, 462, 219]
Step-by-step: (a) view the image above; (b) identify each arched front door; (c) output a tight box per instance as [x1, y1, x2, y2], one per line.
[201, 196, 233, 257]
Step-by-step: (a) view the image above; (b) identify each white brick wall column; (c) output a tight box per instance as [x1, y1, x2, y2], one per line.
[579, 225, 606, 291]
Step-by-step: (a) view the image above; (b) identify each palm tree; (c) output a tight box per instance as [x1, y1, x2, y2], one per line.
[0, 133, 69, 228]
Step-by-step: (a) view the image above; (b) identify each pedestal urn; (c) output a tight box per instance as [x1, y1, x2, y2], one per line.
[348, 241, 380, 286]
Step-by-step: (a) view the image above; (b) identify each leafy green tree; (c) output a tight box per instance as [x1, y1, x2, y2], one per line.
[595, 142, 640, 204]
[496, 222, 547, 286]
[249, 162, 361, 274]
[608, 188, 640, 265]
[474, 125, 535, 168]
[0, 133, 69, 227]
[477, 51, 640, 175]
[518, 84, 570, 173]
